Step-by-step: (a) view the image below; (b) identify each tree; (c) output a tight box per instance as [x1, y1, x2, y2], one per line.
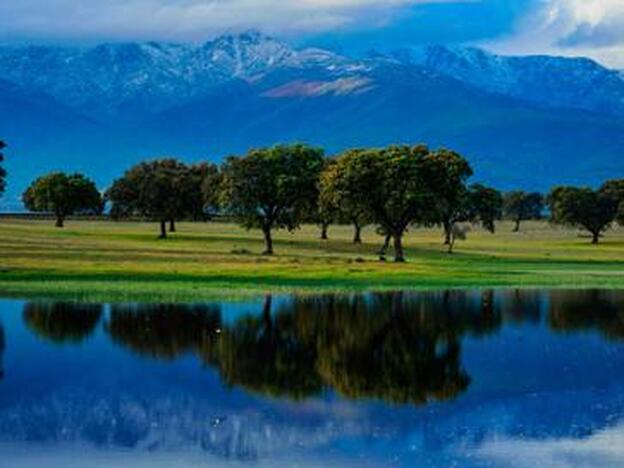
[177, 162, 221, 226]
[326, 145, 431, 262]
[308, 159, 338, 241]
[22, 172, 103, 227]
[0, 140, 7, 198]
[600, 180, 624, 229]
[199, 163, 222, 220]
[419, 148, 473, 245]
[503, 191, 544, 232]
[439, 184, 502, 254]
[320, 155, 373, 245]
[468, 184, 503, 234]
[316, 192, 337, 241]
[549, 186, 617, 244]
[106, 159, 190, 238]
[600, 179, 624, 206]
[220, 144, 325, 255]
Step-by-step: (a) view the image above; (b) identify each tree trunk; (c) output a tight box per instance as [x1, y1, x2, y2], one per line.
[443, 221, 452, 245]
[262, 225, 274, 255]
[513, 218, 521, 232]
[592, 231, 600, 244]
[447, 232, 455, 254]
[393, 233, 405, 263]
[169, 219, 176, 232]
[378, 234, 391, 256]
[320, 223, 329, 240]
[55, 215, 64, 228]
[353, 223, 362, 244]
[159, 220, 167, 239]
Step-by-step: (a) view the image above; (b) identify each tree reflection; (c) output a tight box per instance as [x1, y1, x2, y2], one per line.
[301, 293, 471, 404]
[206, 291, 506, 405]
[206, 296, 323, 399]
[22, 288, 624, 406]
[23, 302, 103, 344]
[107, 304, 222, 360]
[548, 290, 624, 340]
[499, 289, 544, 325]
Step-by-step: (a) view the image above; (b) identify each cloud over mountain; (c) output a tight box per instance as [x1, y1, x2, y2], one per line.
[0, 0, 442, 41]
[491, 0, 624, 67]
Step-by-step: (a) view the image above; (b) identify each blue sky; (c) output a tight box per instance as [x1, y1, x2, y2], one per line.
[1, 0, 623, 67]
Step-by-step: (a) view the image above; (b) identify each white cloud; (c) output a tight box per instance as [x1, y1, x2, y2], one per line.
[0, 0, 448, 43]
[489, 0, 624, 68]
[472, 421, 624, 468]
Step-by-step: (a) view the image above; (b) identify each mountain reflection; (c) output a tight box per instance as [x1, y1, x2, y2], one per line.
[18, 289, 624, 405]
[23, 302, 103, 344]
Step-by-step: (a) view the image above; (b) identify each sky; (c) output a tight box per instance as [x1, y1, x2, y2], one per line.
[0, 0, 623, 67]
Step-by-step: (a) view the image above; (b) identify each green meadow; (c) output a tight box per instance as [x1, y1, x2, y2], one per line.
[0, 218, 622, 302]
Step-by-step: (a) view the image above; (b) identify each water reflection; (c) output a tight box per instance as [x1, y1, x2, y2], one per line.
[107, 304, 222, 360]
[0, 322, 4, 380]
[262, 293, 477, 404]
[207, 295, 324, 400]
[23, 302, 102, 344]
[3, 289, 624, 466]
[16, 289, 624, 405]
[549, 290, 624, 340]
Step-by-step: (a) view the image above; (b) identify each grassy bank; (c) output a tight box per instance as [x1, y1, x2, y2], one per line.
[0, 219, 622, 302]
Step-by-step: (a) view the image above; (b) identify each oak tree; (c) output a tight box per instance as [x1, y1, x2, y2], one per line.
[419, 148, 473, 245]
[220, 144, 325, 255]
[106, 159, 189, 238]
[319, 155, 373, 244]
[328, 145, 432, 262]
[503, 191, 544, 232]
[549, 186, 617, 244]
[22, 172, 103, 227]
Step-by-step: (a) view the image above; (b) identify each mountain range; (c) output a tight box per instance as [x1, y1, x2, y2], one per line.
[1, 31, 624, 209]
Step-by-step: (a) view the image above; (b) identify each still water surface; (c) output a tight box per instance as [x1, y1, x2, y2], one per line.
[1, 290, 624, 467]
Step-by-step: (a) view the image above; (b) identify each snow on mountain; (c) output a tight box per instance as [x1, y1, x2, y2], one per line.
[406, 45, 624, 117]
[0, 31, 357, 117]
[2, 31, 624, 205]
[2, 32, 623, 119]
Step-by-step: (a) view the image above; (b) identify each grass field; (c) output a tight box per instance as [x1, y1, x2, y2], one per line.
[0, 218, 622, 302]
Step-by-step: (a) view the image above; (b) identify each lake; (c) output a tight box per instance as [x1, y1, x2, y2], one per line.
[1, 289, 624, 467]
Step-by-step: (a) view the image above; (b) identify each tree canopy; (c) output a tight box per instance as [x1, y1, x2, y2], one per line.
[503, 191, 544, 232]
[326, 145, 432, 262]
[22, 172, 103, 227]
[468, 184, 503, 234]
[319, 156, 372, 244]
[420, 148, 473, 245]
[220, 144, 325, 254]
[549, 186, 618, 244]
[106, 158, 191, 238]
